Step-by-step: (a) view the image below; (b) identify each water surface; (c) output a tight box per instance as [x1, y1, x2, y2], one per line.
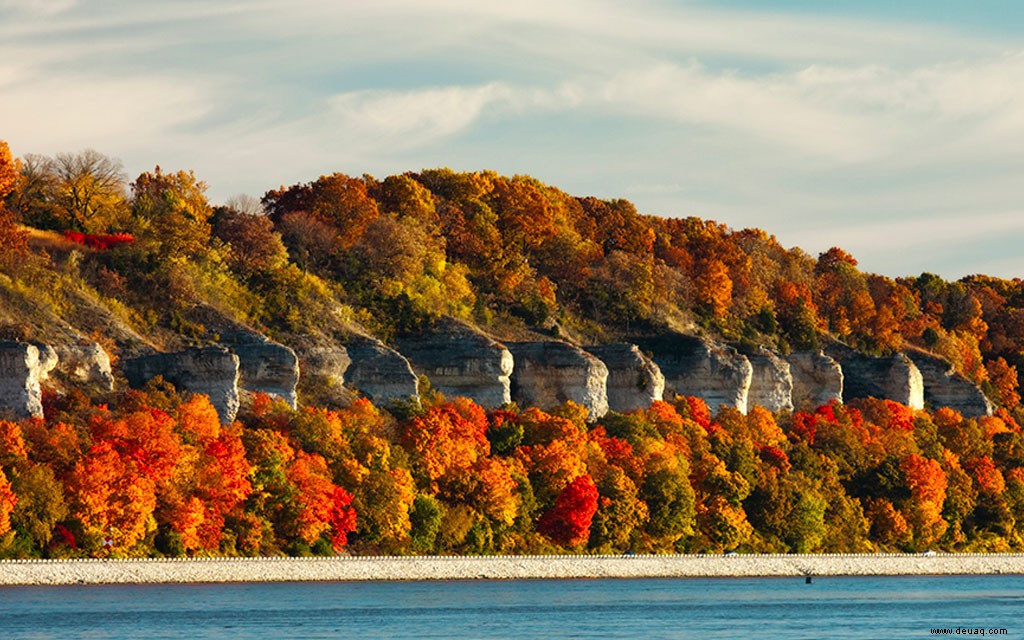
[0, 575, 1021, 639]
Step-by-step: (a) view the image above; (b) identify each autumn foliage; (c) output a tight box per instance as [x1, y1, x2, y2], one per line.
[7, 140, 1024, 555]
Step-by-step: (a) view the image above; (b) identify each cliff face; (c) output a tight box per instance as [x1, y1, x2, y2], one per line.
[786, 351, 844, 410]
[343, 337, 419, 406]
[53, 342, 115, 392]
[747, 350, 793, 413]
[825, 345, 924, 410]
[232, 341, 300, 409]
[635, 334, 752, 413]
[906, 349, 993, 418]
[585, 344, 664, 413]
[122, 347, 241, 424]
[507, 341, 609, 419]
[0, 341, 47, 419]
[396, 320, 513, 408]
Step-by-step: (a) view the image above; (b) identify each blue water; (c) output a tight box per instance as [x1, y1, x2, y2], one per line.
[0, 576, 1021, 639]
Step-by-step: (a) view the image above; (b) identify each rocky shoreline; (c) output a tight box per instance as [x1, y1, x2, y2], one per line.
[1, 554, 1022, 586]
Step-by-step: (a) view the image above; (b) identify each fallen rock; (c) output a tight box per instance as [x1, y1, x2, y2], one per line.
[585, 343, 664, 412]
[395, 320, 513, 408]
[507, 341, 609, 419]
[747, 349, 793, 413]
[344, 337, 419, 406]
[905, 349, 993, 417]
[0, 341, 47, 419]
[634, 334, 752, 413]
[122, 347, 241, 423]
[786, 351, 844, 410]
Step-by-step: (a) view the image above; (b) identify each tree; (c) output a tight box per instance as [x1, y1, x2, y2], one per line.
[0, 141, 17, 199]
[65, 441, 157, 551]
[0, 141, 29, 267]
[0, 469, 16, 538]
[14, 150, 129, 232]
[537, 474, 598, 547]
[131, 166, 213, 260]
[213, 207, 287, 277]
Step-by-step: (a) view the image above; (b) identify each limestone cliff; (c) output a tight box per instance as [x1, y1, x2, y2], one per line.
[747, 349, 793, 413]
[786, 351, 844, 410]
[905, 349, 993, 418]
[122, 346, 241, 423]
[343, 337, 419, 406]
[825, 344, 924, 409]
[634, 334, 752, 413]
[53, 342, 115, 392]
[507, 341, 609, 419]
[395, 319, 513, 408]
[232, 341, 300, 409]
[0, 341, 47, 419]
[585, 344, 664, 412]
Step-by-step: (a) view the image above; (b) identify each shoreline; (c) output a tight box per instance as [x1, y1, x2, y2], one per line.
[2, 554, 1024, 586]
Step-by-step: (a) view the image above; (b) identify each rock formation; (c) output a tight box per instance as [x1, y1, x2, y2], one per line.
[122, 346, 241, 423]
[634, 334, 752, 413]
[344, 337, 419, 405]
[747, 349, 793, 413]
[0, 341, 47, 419]
[786, 351, 844, 410]
[585, 343, 664, 413]
[53, 342, 115, 392]
[395, 320, 513, 408]
[825, 345, 924, 409]
[507, 341, 609, 419]
[905, 349, 993, 418]
[232, 341, 300, 408]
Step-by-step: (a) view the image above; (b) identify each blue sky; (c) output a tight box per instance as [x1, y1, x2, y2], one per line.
[3, 1, 1023, 280]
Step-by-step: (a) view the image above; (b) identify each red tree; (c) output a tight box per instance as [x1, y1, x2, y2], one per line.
[537, 474, 599, 547]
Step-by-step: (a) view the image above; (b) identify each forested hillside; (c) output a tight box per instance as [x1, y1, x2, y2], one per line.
[2, 141, 1024, 557]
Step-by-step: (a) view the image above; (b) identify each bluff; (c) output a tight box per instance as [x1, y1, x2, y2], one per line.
[634, 334, 752, 413]
[585, 344, 664, 413]
[747, 349, 793, 413]
[825, 344, 924, 410]
[906, 348, 993, 418]
[507, 341, 609, 419]
[786, 351, 844, 411]
[122, 346, 241, 424]
[343, 337, 419, 406]
[395, 319, 513, 409]
[0, 341, 50, 419]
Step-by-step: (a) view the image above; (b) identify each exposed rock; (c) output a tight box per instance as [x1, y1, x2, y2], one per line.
[825, 344, 924, 409]
[585, 344, 664, 413]
[747, 349, 793, 413]
[344, 337, 419, 406]
[284, 336, 355, 407]
[507, 341, 609, 419]
[905, 349, 993, 417]
[52, 342, 114, 392]
[786, 351, 844, 410]
[633, 334, 752, 413]
[395, 320, 513, 408]
[122, 347, 241, 423]
[232, 341, 300, 409]
[0, 341, 46, 419]
[33, 344, 59, 380]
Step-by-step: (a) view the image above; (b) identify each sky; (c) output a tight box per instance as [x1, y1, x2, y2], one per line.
[3, 1, 1024, 281]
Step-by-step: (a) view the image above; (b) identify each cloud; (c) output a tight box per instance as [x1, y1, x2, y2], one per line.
[325, 83, 515, 149]
[0, 0, 77, 17]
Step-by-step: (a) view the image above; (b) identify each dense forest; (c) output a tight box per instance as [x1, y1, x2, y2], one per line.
[2, 141, 1024, 556]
